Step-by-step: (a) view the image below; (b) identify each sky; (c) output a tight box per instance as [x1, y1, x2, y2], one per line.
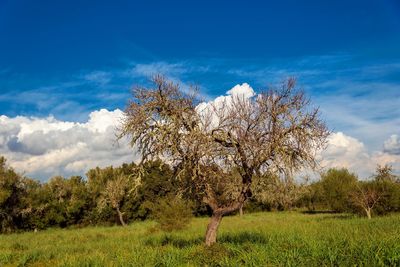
[1, 0, 400, 181]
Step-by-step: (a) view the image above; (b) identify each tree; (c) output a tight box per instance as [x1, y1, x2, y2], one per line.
[372, 165, 400, 214]
[20, 178, 48, 230]
[86, 166, 119, 224]
[88, 165, 139, 226]
[120, 76, 328, 245]
[350, 181, 381, 219]
[374, 164, 398, 183]
[320, 168, 358, 212]
[0, 156, 25, 232]
[98, 174, 133, 226]
[39, 175, 89, 228]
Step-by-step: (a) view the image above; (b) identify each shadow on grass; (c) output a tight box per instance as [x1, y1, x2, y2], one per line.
[301, 210, 338, 214]
[219, 231, 269, 245]
[302, 210, 354, 220]
[320, 214, 354, 220]
[144, 234, 203, 248]
[145, 231, 268, 248]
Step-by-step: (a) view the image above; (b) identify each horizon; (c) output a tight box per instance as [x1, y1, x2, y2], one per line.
[1, 0, 400, 180]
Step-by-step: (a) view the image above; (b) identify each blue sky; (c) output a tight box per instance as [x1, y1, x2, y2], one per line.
[1, 0, 400, 179]
[1, 0, 399, 119]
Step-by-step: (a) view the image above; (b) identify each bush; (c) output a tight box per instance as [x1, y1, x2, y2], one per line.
[145, 194, 193, 232]
[320, 168, 358, 212]
[374, 180, 400, 215]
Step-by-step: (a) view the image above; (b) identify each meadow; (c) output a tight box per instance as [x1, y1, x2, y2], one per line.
[0, 212, 399, 267]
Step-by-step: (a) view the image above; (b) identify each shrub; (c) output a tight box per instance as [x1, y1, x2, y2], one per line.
[145, 194, 193, 232]
[320, 168, 358, 212]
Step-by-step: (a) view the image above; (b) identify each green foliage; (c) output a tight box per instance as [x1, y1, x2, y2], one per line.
[30, 175, 91, 228]
[320, 168, 358, 212]
[133, 160, 177, 219]
[373, 180, 400, 215]
[298, 180, 326, 211]
[145, 194, 193, 232]
[0, 157, 26, 232]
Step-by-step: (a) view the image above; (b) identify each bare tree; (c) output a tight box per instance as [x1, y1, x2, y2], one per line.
[120, 76, 328, 245]
[374, 164, 398, 183]
[98, 174, 132, 226]
[351, 182, 381, 219]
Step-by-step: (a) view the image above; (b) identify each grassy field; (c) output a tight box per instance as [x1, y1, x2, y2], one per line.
[0, 212, 399, 266]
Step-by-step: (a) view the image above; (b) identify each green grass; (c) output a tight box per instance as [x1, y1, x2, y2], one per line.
[1, 212, 399, 266]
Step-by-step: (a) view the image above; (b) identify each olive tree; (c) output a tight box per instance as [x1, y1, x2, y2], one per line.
[120, 76, 328, 245]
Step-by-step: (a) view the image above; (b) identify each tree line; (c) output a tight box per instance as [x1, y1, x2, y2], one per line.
[1, 155, 399, 233]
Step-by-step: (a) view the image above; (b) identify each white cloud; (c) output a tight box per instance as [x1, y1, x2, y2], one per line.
[128, 62, 186, 77]
[383, 134, 400, 155]
[0, 109, 136, 181]
[196, 83, 255, 112]
[196, 83, 255, 130]
[319, 132, 400, 178]
[226, 83, 255, 98]
[1, 81, 399, 181]
[84, 71, 112, 85]
[319, 132, 373, 177]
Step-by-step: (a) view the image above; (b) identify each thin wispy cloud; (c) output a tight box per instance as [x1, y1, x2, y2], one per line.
[83, 71, 113, 86]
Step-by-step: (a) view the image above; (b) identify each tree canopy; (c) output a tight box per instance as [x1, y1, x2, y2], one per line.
[120, 76, 329, 245]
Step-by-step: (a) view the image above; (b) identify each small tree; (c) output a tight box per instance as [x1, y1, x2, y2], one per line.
[120, 76, 328, 245]
[350, 181, 381, 219]
[98, 174, 134, 226]
[374, 164, 398, 183]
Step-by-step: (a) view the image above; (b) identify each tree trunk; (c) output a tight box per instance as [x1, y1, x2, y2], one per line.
[365, 208, 372, 219]
[116, 207, 126, 226]
[205, 212, 223, 246]
[239, 203, 243, 217]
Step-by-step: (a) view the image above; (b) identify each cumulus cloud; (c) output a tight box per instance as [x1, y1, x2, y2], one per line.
[226, 83, 255, 98]
[319, 132, 373, 177]
[1, 82, 399, 181]
[318, 132, 400, 178]
[383, 134, 400, 155]
[196, 83, 255, 130]
[196, 82, 254, 110]
[0, 109, 136, 181]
